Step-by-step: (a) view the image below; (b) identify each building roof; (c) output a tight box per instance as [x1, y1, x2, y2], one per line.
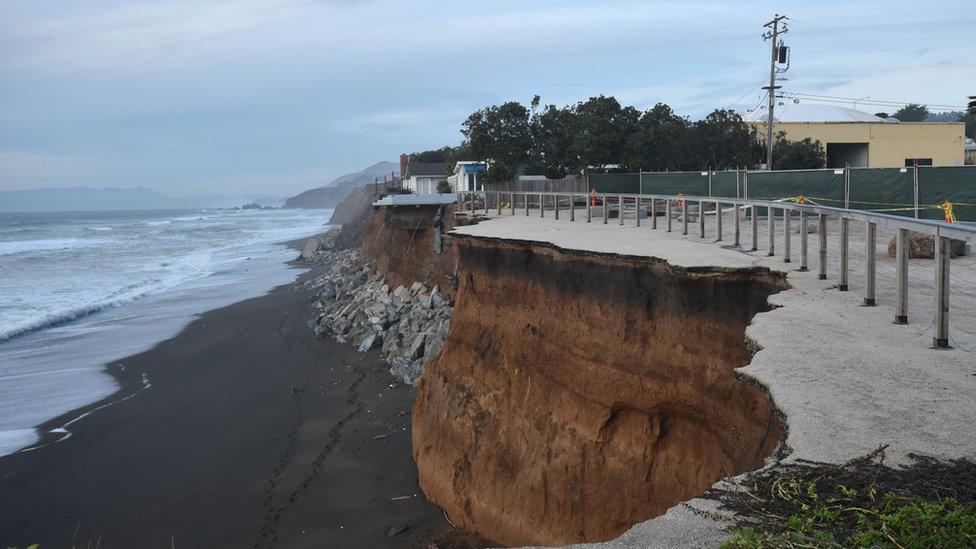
[373, 194, 457, 207]
[405, 162, 448, 177]
[741, 104, 888, 123]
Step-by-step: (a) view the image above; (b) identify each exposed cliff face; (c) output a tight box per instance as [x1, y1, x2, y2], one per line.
[360, 205, 460, 298]
[328, 187, 376, 250]
[412, 237, 788, 547]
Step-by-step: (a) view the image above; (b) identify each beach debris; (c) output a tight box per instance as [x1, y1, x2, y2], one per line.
[385, 524, 410, 538]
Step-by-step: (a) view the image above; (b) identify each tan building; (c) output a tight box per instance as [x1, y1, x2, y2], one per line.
[744, 104, 966, 168]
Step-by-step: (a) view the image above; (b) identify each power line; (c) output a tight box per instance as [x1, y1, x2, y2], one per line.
[790, 28, 976, 74]
[786, 92, 966, 111]
[726, 81, 767, 110]
[786, 17, 976, 73]
[790, 18, 976, 71]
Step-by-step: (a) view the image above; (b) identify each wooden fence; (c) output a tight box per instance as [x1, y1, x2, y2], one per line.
[484, 177, 587, 193]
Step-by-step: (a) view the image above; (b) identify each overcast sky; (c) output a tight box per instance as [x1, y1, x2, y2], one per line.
[1, 0, 973, 197]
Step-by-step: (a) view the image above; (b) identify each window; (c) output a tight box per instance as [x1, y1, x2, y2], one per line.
[905, 158, 933, 167]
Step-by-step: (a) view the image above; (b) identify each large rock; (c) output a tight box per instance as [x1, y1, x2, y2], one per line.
[390, 356, 424, 385]
[406, 333, 427, 359]
[357, 333, 379, 352]
[887, 231, 967, 259]
[300, 237, 320, 260]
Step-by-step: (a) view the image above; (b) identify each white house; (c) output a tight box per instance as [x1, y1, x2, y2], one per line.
[399, 154, 449, 194]
[447, 161, 486, 192]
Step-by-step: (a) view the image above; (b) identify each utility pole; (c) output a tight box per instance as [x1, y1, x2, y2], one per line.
[762, 14, 788, 170]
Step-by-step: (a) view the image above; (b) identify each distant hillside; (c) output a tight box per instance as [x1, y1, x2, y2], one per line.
[0, 187, 247, 212]
[284, 182, 357, 210]
[328, 161, 398, 188]
[284, 161, 397, 209]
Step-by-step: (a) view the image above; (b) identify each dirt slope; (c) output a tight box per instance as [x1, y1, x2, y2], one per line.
[360, 204, 460, 298]
[412, 236, 788, 546]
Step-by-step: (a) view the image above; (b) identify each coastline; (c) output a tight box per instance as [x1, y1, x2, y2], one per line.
[0, 208, 334, 456]
[0, 237, 456, 548]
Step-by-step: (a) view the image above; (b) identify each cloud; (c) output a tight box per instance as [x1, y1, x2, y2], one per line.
[0, 0, 973, 197]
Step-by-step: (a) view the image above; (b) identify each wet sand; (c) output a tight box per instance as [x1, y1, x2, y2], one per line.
[0, 256, 454, 548]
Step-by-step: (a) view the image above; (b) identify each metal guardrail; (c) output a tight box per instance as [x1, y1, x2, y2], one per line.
[458, 190, 976, 349]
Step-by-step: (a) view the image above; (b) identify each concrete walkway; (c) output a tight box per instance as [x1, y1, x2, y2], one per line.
[452, 207, 976, 548]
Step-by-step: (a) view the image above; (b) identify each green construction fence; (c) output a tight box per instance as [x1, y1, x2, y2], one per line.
[584, 166, 976, 222]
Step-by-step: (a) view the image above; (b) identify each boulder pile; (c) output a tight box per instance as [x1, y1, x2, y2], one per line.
[300, 236, 453, 385]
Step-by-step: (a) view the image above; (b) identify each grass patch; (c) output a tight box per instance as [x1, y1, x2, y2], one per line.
[702, 446, 976, 548]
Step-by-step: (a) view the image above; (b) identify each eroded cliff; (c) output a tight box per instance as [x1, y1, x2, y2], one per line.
[360, 205, 460, 298]
[412, 236, 788, 546]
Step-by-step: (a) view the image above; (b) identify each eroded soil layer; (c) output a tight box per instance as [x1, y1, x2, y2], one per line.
[412, 236, 788, 546]
[360, 204, 460, 298]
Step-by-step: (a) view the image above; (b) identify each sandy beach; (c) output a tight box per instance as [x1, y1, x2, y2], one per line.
[0, 249, 455, 548]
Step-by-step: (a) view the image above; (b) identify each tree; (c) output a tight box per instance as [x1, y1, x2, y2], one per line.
[622, 103, 691, 171]
[690, 109, 761, 170]
[771, 133, 826, 170]
[436, 180, 452, 193]
[410, 144, 469, 164]
[462, 101, 532, 182]
[893, 103, 929, 122]
[962, 96, 976, 139]
[530, 104, 577, 178]
[570, 96, 639, 171]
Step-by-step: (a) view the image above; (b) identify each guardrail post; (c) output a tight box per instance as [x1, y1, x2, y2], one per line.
[470, 191, 475, 213]
[667, 200, 673, 232]
[540, 194, 545, 218]
[734, 204, 741, 246]
[497, 192, 502, 215]
[525, 193, 530, 216]
[510, 192, 515, 215]
[587, 195, 592, 223]
[618, 196, 624, 226]
[651, 199, 657, 229]
[698, 200, 706, 238]
[570, 195, 575, 221]
[818, 214, 828, 279]
[864, 222, 876, 306]
[750, 206, 758, 251]
[934, 235, 950, 348]
[484, 192, 489, 214]
[682, 200, 689, 235]
[636, 197, 641, 227]
[555, 194, 560, 220]
[783, 208, 791, 263]
[767, 208, 775, 256]
[603, 195, 608, 224]
[895, 228, 908, 323]
[799, 212, 809, 271]
[839, 217, 849, 291]
[715, 201, 723, 242]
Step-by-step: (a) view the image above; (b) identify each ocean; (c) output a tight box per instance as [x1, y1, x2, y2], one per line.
[0, 207, 331, 456]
